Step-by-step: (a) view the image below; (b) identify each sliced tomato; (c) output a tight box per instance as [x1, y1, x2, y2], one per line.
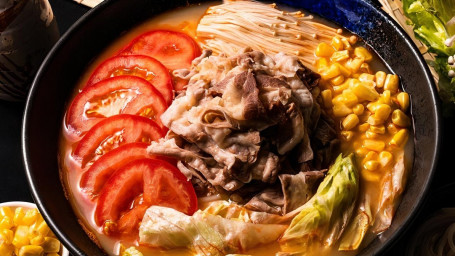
[80, 142, 150, 198]
[73, 114, 164, 167]
[94, 158, 198, 237]
[119, 30, 201, 70]
[66, 76, 167, 135]
[142, 159, 197, 215]
[86, 55, 173, 104]
[94, 160, 144, 227]
[117, 204, 149, 236]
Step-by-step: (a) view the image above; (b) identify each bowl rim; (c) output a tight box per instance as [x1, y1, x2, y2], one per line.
[0, 201, 70, 256]
[21, 0, 442, 255]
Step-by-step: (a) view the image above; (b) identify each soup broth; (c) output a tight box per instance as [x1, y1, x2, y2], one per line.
[59, 2, 414, 256]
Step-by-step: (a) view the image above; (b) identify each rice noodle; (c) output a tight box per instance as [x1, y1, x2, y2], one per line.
[196, 0, 345, 68]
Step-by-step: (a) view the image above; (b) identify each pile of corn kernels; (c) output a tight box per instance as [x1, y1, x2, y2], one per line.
[0, 206, 62, 256]
[315, 36, 411, 182]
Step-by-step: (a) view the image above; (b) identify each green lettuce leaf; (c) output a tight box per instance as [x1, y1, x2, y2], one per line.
[139, 206, 287, 256]
[280, 154, 359, 250]
[430, 56, 455, 115]
[403, 0, 455, 56]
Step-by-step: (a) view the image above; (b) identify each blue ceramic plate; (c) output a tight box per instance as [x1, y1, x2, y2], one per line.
[23, 0, 441, 255]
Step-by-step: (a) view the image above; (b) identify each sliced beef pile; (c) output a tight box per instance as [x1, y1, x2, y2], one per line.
[148, 49, 338, 215]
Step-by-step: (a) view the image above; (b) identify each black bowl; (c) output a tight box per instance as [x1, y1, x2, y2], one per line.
[22, 0, 441, 255]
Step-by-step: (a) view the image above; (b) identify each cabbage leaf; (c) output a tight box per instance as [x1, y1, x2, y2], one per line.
[280, 154, 359, 250]
[403, 0, 455, 111]
[139, 206, 287, 255]
[403, 0, 455, 56]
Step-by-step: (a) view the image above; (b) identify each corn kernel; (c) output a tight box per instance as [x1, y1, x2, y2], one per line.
[0, 207, 13, 219]
[42, 237, 60, 253]
[331, 50, 350, 62]
[332, 94, 345, 105]
[375, 71, 386, 88]
[356, 147, 369, 157]
[380, 90, 392, 105]
[0, 229, 13, 244]
[22, 209, 39, 226]
[384, 74, 399, 94]
[341, 131, 355, 141]
[358, 123, 370, 132]
[333, 80, 350, 94]
[316, 42, 335, 57]
[13, 208, 25, 226]
[0, 216, 13, 230]
[12, 225, 29, 248]
[366, 131, 379, 139]
[367, 102, 380, 112]
[359, 73, 375, 82]
[391, 129, 409, 147]
[321, 89, 333, 108]
[367, 115, 383, 126]
[342, 91, 358, 107]
[0, 243, 13, 256]
[347, 57, 364, 73]
[353, 104, 364, 115]
[35, 221, 49, 236]
[374, 104, 392, 122]
[354, 46, 373, 62]
[370, 125, 385, 134]
[342, 114, 360, 130]
[316, 58, 329, 73]
[321, 64, 341, 80]
[364, 160, 380, 171]
[29, 234, 45, 246]
[18, 245, 43, 256]
[347, 58, 364, 73]
[330, 75, 345, 86]
[359, 63, 372, 74]
[387, 123, 399, 134]
[392, 109, 411, 127]
[334, 63, 352, 77]
[364, 151, 378, 161]
[333, 103, 353, 117]
[364, 139, 385, 151]
[351, 81, 379, 101]
[397, 92, 410, 111]
[379, 151, 393, 167]
[331, 36, 344, 51]
[341, 37, 353, 51]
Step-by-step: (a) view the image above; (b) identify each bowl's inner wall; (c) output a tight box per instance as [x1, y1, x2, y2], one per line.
[23, 0, 439, 255]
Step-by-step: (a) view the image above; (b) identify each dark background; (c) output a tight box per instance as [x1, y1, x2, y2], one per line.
[0, 0, 453, 255]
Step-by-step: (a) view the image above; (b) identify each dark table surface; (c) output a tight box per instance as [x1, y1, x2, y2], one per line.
[1, 0, 453, 255]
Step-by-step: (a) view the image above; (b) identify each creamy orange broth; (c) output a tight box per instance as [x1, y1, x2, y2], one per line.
[59, 2, 412, 256]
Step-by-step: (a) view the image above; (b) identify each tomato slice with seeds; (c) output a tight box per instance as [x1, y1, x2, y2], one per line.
[80, 142, 150, 198]
[94, 158, 198, 237]
[86, 55, 173, 104]
[119, 30, 201, 70]
[67, 76, 167, 135]
[73, 114, 164, 167]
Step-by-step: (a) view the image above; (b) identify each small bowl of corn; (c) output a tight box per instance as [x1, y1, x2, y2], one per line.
[0, 201, 69, 256]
